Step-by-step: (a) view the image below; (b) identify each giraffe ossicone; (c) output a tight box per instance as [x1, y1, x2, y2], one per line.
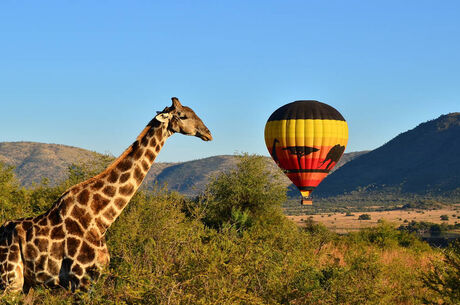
[0, 97, 212, 293]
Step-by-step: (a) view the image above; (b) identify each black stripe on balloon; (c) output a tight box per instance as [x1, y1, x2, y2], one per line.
[285, 169, 330, 174]
[298, 186, 316, 191]
[267, 100, 345, 122]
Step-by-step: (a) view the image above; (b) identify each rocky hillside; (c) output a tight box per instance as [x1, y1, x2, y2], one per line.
[0, 141, 366, 196]
[316, 113, 460, 196]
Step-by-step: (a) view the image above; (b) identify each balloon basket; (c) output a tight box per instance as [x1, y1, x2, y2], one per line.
[301, 197, 313, 205]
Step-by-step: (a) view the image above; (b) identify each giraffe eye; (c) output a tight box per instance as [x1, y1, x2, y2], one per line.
[178, 112, 187, 120]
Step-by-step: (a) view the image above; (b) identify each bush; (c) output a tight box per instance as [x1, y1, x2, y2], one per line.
[423, 241, 460, 304]
[0, 159, 441, 304]
[358, 213, 371, 220]
[440, 215, 449, 221]
[202, 153, 287, 228]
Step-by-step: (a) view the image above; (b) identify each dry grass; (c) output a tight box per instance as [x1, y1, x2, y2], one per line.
[288, 205, 460, 233]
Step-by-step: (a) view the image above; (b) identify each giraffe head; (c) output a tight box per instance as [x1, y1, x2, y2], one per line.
[155, 97, 213, 141]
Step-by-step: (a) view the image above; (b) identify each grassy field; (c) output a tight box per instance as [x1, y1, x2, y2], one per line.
[288, 205, 460, 233]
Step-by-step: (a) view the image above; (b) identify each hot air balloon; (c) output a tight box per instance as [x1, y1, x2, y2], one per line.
[264, 100, 348, 205]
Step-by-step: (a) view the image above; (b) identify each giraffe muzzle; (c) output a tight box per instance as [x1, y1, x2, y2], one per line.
[197, 130, 213, 141]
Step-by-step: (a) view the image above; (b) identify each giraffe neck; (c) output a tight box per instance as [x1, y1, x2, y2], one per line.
[67, 118, 171, 234]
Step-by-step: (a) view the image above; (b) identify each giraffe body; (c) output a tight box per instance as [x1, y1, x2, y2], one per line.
[0, 98, 212, 292]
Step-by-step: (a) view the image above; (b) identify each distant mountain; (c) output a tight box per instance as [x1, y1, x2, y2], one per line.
[316, 113, 460, 196]
[0, 142, 100, 186]
[0, 141, 367, 196]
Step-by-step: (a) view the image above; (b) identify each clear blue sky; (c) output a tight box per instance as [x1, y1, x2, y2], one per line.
[1, 1, 459, 162]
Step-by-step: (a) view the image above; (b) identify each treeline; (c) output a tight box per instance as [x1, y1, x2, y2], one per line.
[284, 189, 458, 215]
[0, 155, 459, 304]
[399, 220, 460, 235]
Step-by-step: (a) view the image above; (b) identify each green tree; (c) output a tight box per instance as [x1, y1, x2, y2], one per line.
[0, 162, 28, 221]
[423, 241, 460, 304]
[203, 153, 287, 227]
[358, 213, 371, 220]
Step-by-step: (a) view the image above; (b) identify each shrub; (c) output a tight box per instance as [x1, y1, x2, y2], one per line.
[440, 215, 449, 221]
[358, 213, 371, 220]
[0, 159, 440, 304]
[202, 153, 286, 227]
[423, 241, 460, 304]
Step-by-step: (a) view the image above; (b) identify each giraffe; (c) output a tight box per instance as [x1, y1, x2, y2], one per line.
[0, 97, 212, 293]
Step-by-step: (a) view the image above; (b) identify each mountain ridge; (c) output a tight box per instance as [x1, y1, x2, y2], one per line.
[316, 112, 460, 196]
[0, 141, 366, 196]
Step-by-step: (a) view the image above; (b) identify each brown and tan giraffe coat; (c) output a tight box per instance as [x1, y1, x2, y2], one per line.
[0, 97, 212, 293]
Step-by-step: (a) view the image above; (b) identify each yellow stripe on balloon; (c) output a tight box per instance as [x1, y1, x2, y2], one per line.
[264, 119, 348, 140]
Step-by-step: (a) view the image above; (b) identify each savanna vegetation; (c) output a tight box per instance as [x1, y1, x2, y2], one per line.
[0, 155, 458, 304]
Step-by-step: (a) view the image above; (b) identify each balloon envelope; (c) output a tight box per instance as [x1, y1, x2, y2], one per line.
[264, 100, 348, 205]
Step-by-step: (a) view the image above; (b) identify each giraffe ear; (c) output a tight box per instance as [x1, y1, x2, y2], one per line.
[171, 97, 183, 110]
[155, 112, 171, 122]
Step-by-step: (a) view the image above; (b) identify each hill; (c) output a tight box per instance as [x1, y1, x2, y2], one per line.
[0, 142, 101, 186]
[0, 141, 367, 196]
[316, 113, 460, 197]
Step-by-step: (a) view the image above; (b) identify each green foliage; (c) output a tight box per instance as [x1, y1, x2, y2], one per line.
[358, 213, 371, 220]
[399, 220, 460, 235]
[348, 221, 431, 251]
[203, 153, 287, 227]
[423, 241, 460, 304]
[0, 162, 28, 222]
[440, 214, 449, 221]
[0, 159, 447, 304]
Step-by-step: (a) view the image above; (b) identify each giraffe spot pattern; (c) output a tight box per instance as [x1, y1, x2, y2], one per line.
[71, 187, 81, 195]
[8, 250, 18, 262]
[134, 166, 144, 185]
[114, 198, 127, 210]
[85, 228, 101, 247]
[141, 160, 149, 171]
[0, 250, 8, 263]
[108, 171, 119, 183]
[119, 172, 130, 183]
[47, 258, 59, 275]
[71, 205, 92, 229]
[133, 148, 144, 160]
[36, 226, 50, 237]
[102, 185, 116, 197]
[26, 227, 35, 242]
[91, 180, 104, 191]
[66, 237, 81, 257]
[38, 216, 48, 226]
[71, 264, 83, 276]
[37, 272, 50, 283]
[36, 255, 47, 272]
[0, 118, 174, 291]
[145, 150, 155, 162]
[25, 244, 38, 259]
[91, 194, 110, 215]
[21, 221, 33, 231]
[65, 218, 84, 237]
[77, 242, 95, 265]
[77, 189, 90, 205]
[50, 225, 65, 240]
[48, 209, 62, 226]
[50, 241, 65, 259]
[34, 238, 49, 252]
[102, 207, 117, 222]
[141, 135, 149, 147]
[119, 184, 134, 196]
[95, 217, 109, 234]
[117, 159, 133, 172]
